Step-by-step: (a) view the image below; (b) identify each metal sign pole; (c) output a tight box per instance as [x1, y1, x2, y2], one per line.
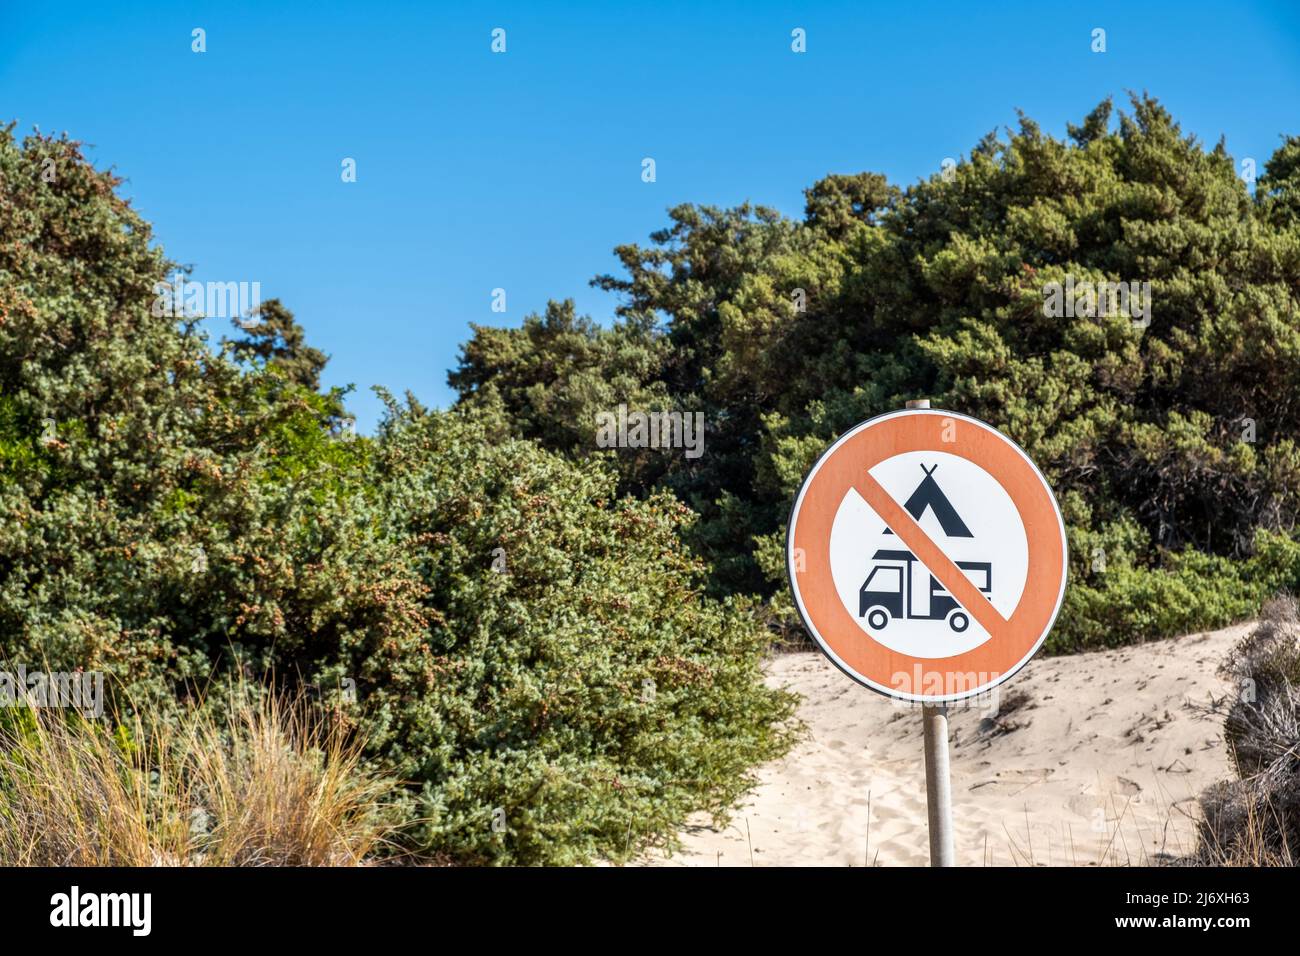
[921, 702, 955, 866]
[904, 398, 956, 867]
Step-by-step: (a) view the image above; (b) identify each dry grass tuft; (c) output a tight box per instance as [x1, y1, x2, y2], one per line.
[1194, 596, 1300, 865]
[0, 686, 400, 866]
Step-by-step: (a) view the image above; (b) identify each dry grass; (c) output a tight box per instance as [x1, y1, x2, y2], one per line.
[1195, 788, 1296, 866]
[1192, 596, 1300, 865]
[0, 687, 400, 866]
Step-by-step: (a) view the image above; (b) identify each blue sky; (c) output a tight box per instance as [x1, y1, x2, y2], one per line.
[2, 1, 1299, 430]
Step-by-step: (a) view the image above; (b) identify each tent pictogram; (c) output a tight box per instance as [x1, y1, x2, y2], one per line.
[882, 463, 973, 537]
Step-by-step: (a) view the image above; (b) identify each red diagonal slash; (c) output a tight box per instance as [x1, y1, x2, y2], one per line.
[853, 472, 1010, 641]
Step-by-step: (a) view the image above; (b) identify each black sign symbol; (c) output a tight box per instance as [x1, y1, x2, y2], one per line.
[862, 464, 991, 633]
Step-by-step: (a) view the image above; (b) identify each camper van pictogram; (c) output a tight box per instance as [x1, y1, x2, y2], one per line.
[858, 463, 993, 633]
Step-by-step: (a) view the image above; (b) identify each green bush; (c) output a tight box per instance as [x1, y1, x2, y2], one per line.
[1051, 530, 1300, 651]
[364, 404, 794, 862]
[452, 96, 1300, 645]
[0, 125, 795, 864]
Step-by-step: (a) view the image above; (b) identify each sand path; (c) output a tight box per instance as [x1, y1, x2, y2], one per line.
[647, 624, 1246, 866]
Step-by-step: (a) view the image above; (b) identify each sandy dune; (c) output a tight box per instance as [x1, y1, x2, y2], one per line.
[647, 623, 1247, 866]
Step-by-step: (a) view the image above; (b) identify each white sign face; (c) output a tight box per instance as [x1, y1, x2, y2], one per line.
[828, 450, 1029, 658]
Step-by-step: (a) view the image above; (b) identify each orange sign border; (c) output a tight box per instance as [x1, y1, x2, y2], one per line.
[786, 409, 1068, 702]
